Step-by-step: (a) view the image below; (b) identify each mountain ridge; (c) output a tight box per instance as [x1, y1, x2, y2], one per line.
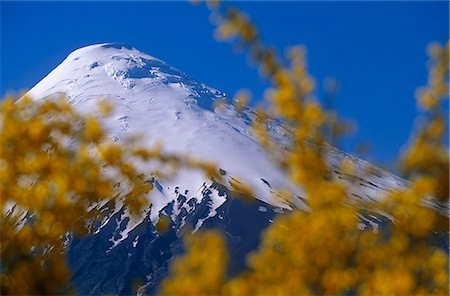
[23, 42, 423, 295]
[26, 42, 411, 231]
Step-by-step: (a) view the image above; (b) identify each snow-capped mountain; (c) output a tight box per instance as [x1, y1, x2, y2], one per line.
[26, 43, 409, 294]
[28, 43, 407, 211]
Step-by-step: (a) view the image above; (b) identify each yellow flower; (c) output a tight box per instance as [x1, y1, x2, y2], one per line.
[84, 116, 102, 141]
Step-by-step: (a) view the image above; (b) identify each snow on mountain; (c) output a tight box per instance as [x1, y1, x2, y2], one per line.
[24, 43, 421, 294]
[27, 43, 409, 231]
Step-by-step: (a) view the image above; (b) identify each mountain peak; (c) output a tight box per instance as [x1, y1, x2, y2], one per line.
[29, 43, 171, 97]
[29, 43, 227, 111]
[66, 43, 137, 58]
[25, 42, 407, 234]
[27, 42, 302, 213]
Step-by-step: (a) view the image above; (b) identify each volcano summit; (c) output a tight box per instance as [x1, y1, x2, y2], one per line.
[26, 43, 408, 294]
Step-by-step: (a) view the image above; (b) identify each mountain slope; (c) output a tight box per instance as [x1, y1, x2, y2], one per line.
[26, 43, 411, 294]
[28, 42, 406, 210]
[29, 43, 304, 211]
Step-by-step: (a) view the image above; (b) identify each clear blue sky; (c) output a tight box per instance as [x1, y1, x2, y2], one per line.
[1, 1, 448, 168]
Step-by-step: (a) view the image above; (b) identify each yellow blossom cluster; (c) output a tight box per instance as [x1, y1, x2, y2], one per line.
[159, 2, 449, 295]
[1, 2, 447, 294]
[0, 96, 221, 294]
[158, 231, 228, 296]
[0, 96, 150, 294]
[214, 8, 257, 45]
[401, 42, 449, 203]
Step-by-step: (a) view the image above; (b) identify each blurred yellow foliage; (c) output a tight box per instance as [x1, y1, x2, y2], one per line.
[1, 3, 448, 295]
[0, 96, 221, 294]
[0, 97, 152, 294]
[159, 231, 228, 296]
[159, 3, 449, 296]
